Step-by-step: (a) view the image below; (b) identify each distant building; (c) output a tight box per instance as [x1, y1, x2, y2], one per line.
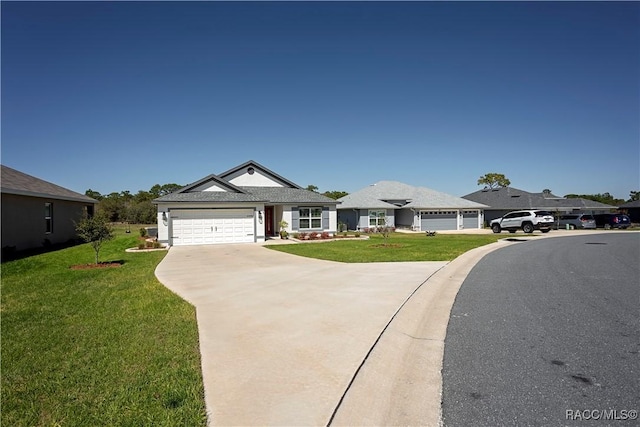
[1, 165, 97, 254]
[337, 181, 487, 231]
[618, 200, 640, 223]
[462, 186, 616, 224]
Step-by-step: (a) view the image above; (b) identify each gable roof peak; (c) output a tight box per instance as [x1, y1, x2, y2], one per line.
[219, 160, 302, 189]
[175, 173, 247, 194]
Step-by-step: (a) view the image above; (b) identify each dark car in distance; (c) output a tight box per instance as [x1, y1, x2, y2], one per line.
[555, 213, 596, 230]
[593, 213, 631, 229]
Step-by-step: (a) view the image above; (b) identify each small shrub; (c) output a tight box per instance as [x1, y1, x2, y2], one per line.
[298, 232, 308, 240]
[138, 243, 146, 250]
[153, 242, 162, 249]
[140, 228, 147, 237]
[354, 232, 361, 238]
[309, 232, 319, 240]
[145, 241, 154, 248]
[321, 232, 330, 239]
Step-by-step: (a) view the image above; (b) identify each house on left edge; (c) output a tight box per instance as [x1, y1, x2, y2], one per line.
[1, 165, 98, 254]
[153, 160, 339, 246]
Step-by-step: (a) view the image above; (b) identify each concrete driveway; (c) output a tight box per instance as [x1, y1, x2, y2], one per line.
[155, 243, 448, 426]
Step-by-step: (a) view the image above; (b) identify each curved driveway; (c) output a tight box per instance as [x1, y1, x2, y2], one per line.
[155, 231, 619, 425]
[155, 243, 448, 426]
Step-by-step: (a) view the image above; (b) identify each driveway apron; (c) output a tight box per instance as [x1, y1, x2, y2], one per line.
[155, 243, 447, 426]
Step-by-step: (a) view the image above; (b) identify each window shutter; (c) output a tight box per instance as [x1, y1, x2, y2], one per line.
[322, 207, 330, 229]
[291, 207, 299, 230]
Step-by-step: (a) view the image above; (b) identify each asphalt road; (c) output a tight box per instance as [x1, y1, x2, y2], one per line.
[442, 233, 640, 426]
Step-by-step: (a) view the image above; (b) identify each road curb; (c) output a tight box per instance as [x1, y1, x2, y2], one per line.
[329, 239, 515, 426]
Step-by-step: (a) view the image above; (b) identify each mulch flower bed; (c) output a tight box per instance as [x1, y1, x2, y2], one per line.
[70, 262, 123, 270]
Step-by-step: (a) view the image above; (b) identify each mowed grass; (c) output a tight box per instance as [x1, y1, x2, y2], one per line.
[1, 228, 207, 426]
[267, 232, 508, 262]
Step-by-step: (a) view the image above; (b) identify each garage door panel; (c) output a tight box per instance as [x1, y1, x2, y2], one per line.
[462, 211, 479, 229]
[421, 211, 457, 231]
[171, 209, 255, 246]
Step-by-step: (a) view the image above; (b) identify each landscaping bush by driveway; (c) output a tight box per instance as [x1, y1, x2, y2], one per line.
[1, 230, 207, 426]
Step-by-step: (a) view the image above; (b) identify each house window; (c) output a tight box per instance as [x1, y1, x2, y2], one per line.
[45, 203, 53, 233]
[369, 210, 386, 227]
[299, 207, 322, 229]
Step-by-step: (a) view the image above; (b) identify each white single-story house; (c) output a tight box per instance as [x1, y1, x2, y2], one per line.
[1, 165, 97, 253]
[337, 181, 487, 231]
[462, 187, 616, 224]
[153, 161, 339, 246]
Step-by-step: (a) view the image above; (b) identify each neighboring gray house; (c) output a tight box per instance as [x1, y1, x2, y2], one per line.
[462, 187, 616, 224]
[1, 165, 97, 253]
[619, 199, 640, 223]
[337, 181, 487, 231]
[154, 160, 339, 246]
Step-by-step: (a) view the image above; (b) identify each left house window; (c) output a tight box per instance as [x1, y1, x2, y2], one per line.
[45, 203, 53, 233]
[299, 207, 323, 229]
[369, 210, 386, 227]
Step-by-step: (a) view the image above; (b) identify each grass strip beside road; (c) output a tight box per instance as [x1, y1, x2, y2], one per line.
[267, 233, 508, 262]
[1, 229, 207, 426]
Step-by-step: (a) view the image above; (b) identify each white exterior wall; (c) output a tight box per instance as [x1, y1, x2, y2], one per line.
[157, 210, 169, 242]
[226, 169, 284, 187]
[280, 205, 337, 233]
[255, 204, 266, 242]
[329, 207, 337, 232]
[157, 203, 338, 244]
[281, 207, 294, 233]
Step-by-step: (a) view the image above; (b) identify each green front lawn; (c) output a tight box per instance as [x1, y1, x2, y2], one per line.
[267, 232, 508, 262]
[1, 229, 207, 426]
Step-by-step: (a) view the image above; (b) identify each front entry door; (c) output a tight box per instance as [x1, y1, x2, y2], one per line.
[265, 206, 275, 236]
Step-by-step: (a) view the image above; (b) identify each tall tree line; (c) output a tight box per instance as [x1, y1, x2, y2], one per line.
[85, 183, 182, 224]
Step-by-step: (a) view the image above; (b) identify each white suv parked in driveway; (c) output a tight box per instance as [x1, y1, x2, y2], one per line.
[490, 210, 554, 234]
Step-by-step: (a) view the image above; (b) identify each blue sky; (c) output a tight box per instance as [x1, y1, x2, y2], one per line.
[2, 1, 638, 199]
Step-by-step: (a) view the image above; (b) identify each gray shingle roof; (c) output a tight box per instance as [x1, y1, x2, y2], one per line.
[338, 181, 487, 210]
[1, 165, 96, 203]
[153, 159, 339, 205]
[241, 187, 338, 204]
[462, 187, 617, 210]
[154, 191, 265, 203]
[619, 200, 640, 209]
[155, 186, 338, 204]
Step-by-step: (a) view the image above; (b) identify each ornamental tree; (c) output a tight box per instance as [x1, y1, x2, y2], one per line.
[75, 213, 114, 264]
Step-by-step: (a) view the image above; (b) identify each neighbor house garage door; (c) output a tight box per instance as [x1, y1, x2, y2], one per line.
[462, 210, 480, 229]
[171, 209, 255, 245]
[420, 211, 457, 231]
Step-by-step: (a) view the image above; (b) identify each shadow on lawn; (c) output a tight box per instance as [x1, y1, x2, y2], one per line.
[1, 239, 85, 263]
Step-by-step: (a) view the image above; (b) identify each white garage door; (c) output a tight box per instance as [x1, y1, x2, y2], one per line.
[171, 209, 255, 246]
